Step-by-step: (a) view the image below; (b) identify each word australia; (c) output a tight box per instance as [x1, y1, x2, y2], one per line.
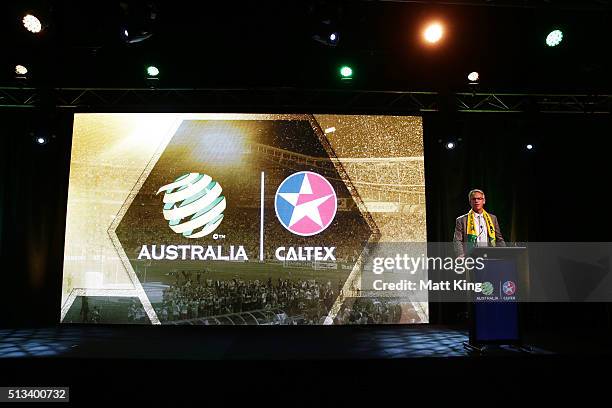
[137, 245, 248, 261]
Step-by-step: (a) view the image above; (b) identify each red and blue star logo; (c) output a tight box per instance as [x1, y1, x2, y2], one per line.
[502, 280, 516, 296]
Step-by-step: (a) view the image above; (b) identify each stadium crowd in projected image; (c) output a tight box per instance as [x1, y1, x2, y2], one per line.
[61, 114, 427, 325]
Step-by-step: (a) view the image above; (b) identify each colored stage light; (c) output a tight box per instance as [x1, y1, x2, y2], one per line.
[23, 14, 42, 33]
[423, 23, 443, 44]
[546, 30, 563, 47]
[340, 66, 353, 79]
[146, 66, 159, 77]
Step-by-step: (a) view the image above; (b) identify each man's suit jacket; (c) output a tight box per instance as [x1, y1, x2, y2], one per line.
[453, 212, 505, 257]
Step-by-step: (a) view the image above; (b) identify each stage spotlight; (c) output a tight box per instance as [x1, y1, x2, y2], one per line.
[308, 2, 342, 48]
[146, 66, 159, 77]
[35, 136, 47, 145]
[340, 65, 353, 79]
[445, 141, 456, 150]
[328, 32, 340, 46]
[15, 65, 28, 76]
[120, 1, 157, 44]
[312, 29, 340, 47]
[468, 71, 479, 83]
[22, 14, 42, 33]
[124, 29, 153, 44]
[423, 22, 443, 44]
[526, 144, 534, 150]
[546, 29, 563, 47]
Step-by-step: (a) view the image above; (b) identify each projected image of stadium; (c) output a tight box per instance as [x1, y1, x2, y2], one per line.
[61, 113, 427, 325]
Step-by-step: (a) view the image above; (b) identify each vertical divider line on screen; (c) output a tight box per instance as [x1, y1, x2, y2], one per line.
[260, 171, 265, 261]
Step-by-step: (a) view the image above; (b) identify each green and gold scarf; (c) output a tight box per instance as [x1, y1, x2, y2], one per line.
[466, 209, 496, 246]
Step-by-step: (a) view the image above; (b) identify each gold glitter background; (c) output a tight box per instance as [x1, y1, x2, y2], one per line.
[315, 115, 426, 243]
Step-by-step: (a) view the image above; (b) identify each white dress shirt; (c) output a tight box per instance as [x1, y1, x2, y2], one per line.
[474, 212, 488, 245]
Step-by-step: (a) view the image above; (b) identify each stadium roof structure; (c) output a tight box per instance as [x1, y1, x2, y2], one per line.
[167, 308, 289, 325]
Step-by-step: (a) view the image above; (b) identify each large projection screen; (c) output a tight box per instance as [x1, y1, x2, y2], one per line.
[60, 113, 427, 325]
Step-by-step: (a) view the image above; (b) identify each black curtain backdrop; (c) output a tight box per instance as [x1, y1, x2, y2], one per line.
[424, 113, 612, 243]
[0, 110, 72, 327]
[1, 109, 611, 329]
[424, 112, 612, 328]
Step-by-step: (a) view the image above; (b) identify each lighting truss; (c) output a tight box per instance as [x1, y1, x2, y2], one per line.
[0, 87, 609, 114]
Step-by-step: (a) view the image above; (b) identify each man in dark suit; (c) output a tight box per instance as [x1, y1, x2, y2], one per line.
[453, 189, 505, 257]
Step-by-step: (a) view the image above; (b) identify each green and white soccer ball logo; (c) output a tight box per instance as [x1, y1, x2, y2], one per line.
[156, 173, 226, 238]
[481, 281, 494, 296]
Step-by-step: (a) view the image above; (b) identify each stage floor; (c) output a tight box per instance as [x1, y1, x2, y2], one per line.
[0, 324, 553, 360]
[2, 325, 612, 402]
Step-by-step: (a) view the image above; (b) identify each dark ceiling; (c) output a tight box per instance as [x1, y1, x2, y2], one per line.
[1, 0, 611, 93]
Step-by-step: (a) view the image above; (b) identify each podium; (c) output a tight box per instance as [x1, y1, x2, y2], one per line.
[464, 246, 529, 351]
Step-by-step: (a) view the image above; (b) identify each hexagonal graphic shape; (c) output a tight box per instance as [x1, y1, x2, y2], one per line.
[114, 117, 376, 324]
